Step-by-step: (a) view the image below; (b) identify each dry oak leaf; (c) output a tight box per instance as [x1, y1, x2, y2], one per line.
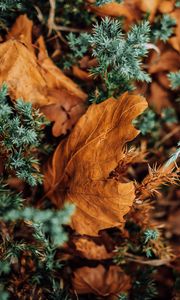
[149, 81, 171, 112]
[72, 65, 92, 81]
[169, 9, 180, 52]
[158, 0, 175, 13]
[167, 209, 180, 236]
[36, 36, 87, 136]
[87, 1, 139, 27]
[148, 49, 180, 74]
[7, 15, 86, 100]
[7, 14, 35, 54]
[0, 39, 48, 106]
[137, 0, 175, 22]
[157, 72, 172, 89]
[72, 264, 131, 296]
[74, 237, 113, 260]
[44, 93, 147, 236]
[0, 15, 87, 136]
[138, 0, 161, 21]
[36, 36, 87, 101]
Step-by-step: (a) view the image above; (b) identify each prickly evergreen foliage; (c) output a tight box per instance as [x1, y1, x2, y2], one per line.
[143, 229, 159, 244]
[0, 182, 74, 299]
[161, 107, 178, 123]
[55, 0, 96, 27]
[118, 293, 128, 300]
[152, 14, 176, 42]
[0, 84, 47, 186]
[95, 0, 123, 6]
[175, 0, 180, 7]
[114, 225, 161, 298]
[0, 181, 74, 245]
[0, 0, 23, 11]
[133, 109, 158, 136]
[67, 32, 90, 59]
[168, 71, 180, 90]
[0, 0, 26, 31]
[133, 107, 177, 144]
[4, 203, 74, 246]
[68, 18, 151, 101]
[114, 223, 162, 264]
[89, 18, 151, 95]
[0, 0, 95, 34]
[132, 268, 158, 300]
[0, 181, 23, 216]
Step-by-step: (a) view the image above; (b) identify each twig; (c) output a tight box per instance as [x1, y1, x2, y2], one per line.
[47, 0, 66, 44]
[47, 0, 86, 46]
[49, 25, 87, 33]
[74, 290, 79, 300]
[48, 0, 56, 36]
[155, 126, 180, 148]
[125, 253, 172, 266]
[34, 5, 44, 23]
[143, 43, 161, 69]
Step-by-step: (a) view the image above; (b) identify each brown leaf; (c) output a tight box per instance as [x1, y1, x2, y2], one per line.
[138, 0, 161, 21]
[0, 15, 87, 136]
[87, 1, 139, 27]
[127, 202, 153, 229]
[72, 264, 131, 296]
[147, 43, 179, 111]
[7, 14, 34, 54]
[0, 39, 48, 106]
[169, 9, 180, 52]
[167, 209, 180, 236]
[36, 36, 87, 101]
[157, 72, 171, 89]
[72, 65, 92, 81]
[148, 49, 180, 74]
[44, 93, 148, 235]
[40, 91, 87, 136]
[158, 0, 174, 14]
[79, 56, 98, 69]
[36, 36, 87, 136]
[74, 237, 113, 260]
[149, 82, 171, 112]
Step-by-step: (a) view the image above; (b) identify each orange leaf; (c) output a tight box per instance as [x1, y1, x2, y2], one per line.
[74, 237, 113, 260]
[149, 82, 171, 112]
[138, 0, 161, 21]
[0, 15, 87, 137]
[169, 9, 180, 52]
[158, 0, 174, 13]
[0, 39, 48, 106]
[36, 36, 87, 101]
[87, 1, 139, 27]
[7, 14, 35, 54]
[72, 264, 131, 296]
[44, 93, 148, 235]
[72, 65, 92, 81]
[148, 49, 180, 74]
[36, 36, 87, 136]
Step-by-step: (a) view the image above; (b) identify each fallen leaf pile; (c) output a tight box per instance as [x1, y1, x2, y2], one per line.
[0, 1, 179, 299]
